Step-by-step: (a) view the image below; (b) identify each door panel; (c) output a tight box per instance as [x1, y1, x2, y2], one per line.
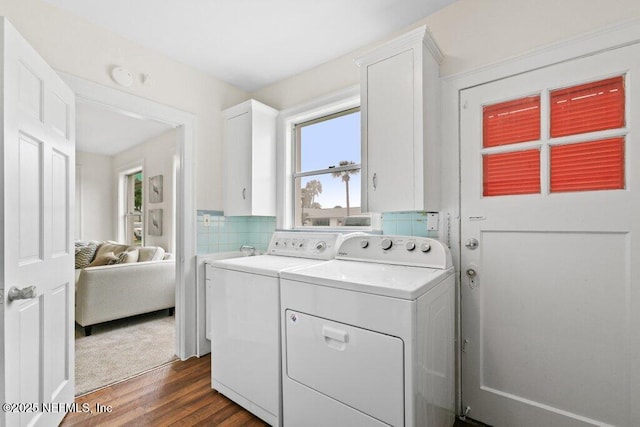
[19, 135, 43, 263]
[18, 61, 42, 120]
[51, 150, 69, 256]
[2, 18, 76, 426]
[18, 299, 42, 427]
[460, 44, 640, 426]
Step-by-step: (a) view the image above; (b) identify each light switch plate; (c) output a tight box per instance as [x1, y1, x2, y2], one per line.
[427, 213, 439, 231]
[203, 214, 211, 226]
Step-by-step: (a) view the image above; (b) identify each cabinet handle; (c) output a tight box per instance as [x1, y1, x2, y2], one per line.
[242, 187, 246, 200]
[372, 173, 377, 190]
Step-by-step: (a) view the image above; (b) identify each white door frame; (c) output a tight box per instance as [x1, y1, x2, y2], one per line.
[60, 72, 197, 360]
[439, 17, 640, 415]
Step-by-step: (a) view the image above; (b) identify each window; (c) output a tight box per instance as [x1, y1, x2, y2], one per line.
[124, 170, 144, 246]
[293, 108, 361, 227]
[482, 75, 626, 197]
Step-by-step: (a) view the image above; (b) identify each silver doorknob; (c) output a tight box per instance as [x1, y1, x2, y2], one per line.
[466, 268, 477, 278]
[465, 238, 479, 250]
[8, 286, 37, 302]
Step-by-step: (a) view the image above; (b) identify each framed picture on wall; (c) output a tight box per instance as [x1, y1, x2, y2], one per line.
[149, 209, 163, 236]
[149, 175, 163, 203]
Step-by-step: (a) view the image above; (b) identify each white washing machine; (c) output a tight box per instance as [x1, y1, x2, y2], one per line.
[280, 234, 456, 427]
[207, 231, 345, 427]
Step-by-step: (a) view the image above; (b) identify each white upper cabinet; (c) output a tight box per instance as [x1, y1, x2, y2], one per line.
[222, 99, 278, 216]
[356, 25, 443, 213]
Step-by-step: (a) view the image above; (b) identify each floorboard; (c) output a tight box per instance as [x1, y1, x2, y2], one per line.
[61, 353, 481, 426]
[61, 354, 267, 427]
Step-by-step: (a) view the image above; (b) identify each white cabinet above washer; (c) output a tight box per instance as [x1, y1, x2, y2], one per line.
[356, 25, 443, 213]
[222, 99, 278, 216]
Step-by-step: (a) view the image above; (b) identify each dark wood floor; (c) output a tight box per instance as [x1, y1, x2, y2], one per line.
[61, 353, 477, 426]
[61, 354, 267, 426]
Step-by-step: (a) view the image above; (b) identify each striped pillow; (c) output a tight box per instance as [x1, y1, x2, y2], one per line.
[75, 242, 99, 269]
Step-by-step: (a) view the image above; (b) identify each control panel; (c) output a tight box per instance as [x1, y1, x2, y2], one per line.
[336, 235, 452, 269]
[268, 232, 343, 260]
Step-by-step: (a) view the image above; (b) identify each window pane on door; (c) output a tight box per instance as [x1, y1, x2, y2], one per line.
[550, 138, 624, 193]
[483, 96, 540, 148]
[483, 149, 541, 196]
[550, 76, 625, 138]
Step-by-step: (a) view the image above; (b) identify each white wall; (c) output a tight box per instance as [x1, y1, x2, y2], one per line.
[0, 0, 250, 211]
[252, 0, 640, 110]
[76, 151, 114, 242]
[113, 129, 177, 252]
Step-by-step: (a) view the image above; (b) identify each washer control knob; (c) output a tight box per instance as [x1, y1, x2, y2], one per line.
[406, 241, 416, 251]
[315, 241, 327, 252]
[420, 242, 431, 253]
[381, 238, 393, 250]
[360, 240, 369, 249]
[298, 241, 304, 248]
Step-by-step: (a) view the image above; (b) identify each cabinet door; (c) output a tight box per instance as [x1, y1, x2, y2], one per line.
[224, 112, 252, 215]
[366, 49, 415, 212]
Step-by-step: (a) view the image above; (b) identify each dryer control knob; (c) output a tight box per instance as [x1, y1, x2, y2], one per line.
[381, 238, 393, 250]
[420, 243, 431, 253]
[360, 240, 369, 248]
[406, 241, 416, 251]
[315, 241, 327, 252]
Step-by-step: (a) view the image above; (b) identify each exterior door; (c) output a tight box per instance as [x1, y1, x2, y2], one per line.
[461, 44, 640, 426]
[1, 19, 76, 426]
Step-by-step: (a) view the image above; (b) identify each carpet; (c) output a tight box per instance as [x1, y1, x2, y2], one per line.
[75, 310, 177, 396]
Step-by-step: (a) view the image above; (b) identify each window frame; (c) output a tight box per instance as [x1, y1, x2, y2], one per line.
[293, 107, 361, 228]
[277, 86, 374, 230]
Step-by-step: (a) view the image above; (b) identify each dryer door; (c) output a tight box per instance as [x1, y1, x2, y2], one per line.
[285, 310, 404, 426]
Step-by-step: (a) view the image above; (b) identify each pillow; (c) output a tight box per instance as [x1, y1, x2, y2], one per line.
[108, 249, 140, 265]
[88, 251, 117, 267]
[120, 249, 139, 264]
[137, 246, 166, 262]
[75, 242, 99, 269]
[93, 242, 130, 260]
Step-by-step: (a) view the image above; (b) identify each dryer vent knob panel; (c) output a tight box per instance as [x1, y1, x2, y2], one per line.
[336, 235, 452, 269]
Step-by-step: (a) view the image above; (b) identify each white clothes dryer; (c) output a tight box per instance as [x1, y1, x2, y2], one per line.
[207, 231, 346, 427]
[280, 234, 456, 427]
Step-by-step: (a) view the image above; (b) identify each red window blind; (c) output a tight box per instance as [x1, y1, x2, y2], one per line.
[483, 96, 540, 148]
[550, 138, 624, 193]
[550, 76, 625, 138]
[483, 149, 541, 197]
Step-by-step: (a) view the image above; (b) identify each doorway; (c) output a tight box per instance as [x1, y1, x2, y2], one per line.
[61, 72, 198, 364]
[74, 98, 180, 394]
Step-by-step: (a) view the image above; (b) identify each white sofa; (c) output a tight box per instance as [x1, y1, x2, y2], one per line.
[75, 242, 175, 336]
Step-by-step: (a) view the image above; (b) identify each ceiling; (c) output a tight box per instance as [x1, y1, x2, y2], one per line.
[76, 100, 173, 156]
[43, 0, 457, 92]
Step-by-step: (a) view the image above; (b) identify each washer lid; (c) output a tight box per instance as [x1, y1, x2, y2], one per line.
[208, 254, 330, 277]
[280, 259, 454, 300]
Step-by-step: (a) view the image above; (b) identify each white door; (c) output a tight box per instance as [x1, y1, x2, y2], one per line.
[1, 19, 76, 427]
[461, 45, 640, 426]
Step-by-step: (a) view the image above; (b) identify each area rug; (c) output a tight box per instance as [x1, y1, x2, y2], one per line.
[75, 310, 177, 396]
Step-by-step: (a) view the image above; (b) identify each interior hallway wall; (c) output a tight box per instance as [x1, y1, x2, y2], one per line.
[76, 151, 114, 242]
